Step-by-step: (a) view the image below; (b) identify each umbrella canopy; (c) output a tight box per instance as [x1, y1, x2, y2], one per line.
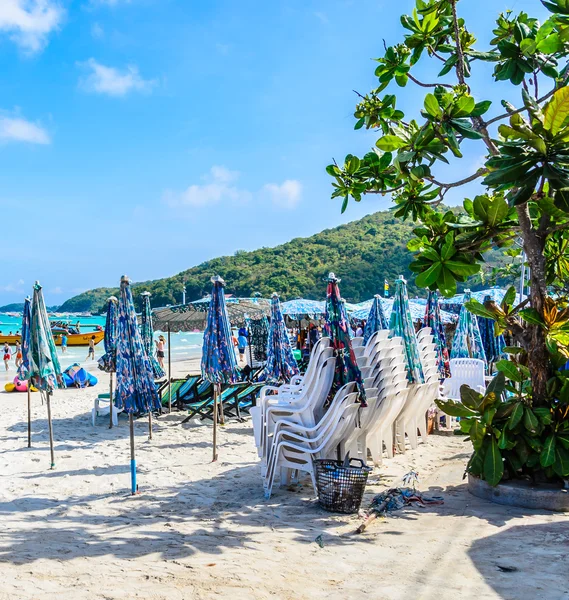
[350, 298, 457, 325]
[201, 276, 240, 384]
[262, 293, 299, 383]
[152, 297, 270, 332]
[115, 277, 161, 414]
[98, 296, 118, 373]
[478, 295, 506, 367]
[140, 292, 165, 379]
[389, 276, 425, 384]
[363, 295, 389, 344]
[323, 273, 365, 403]
[17, 296, 31, 380]
[450, 290, 487, 363]
[423, 291, 450, 379]
[280, 298, 325, 321]
[27, 282, 64, 392]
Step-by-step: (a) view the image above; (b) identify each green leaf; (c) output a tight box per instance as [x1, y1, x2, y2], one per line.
[453, 96, 476, 118]
[524, 407, 539, 433]
[533, 407, 553, 425]
[435, 399, 477, 418]
[507, 402, 524, 430]
[486, 371, 506, 400]
[415, 262, 442, 287]
[460, 384, 483, 410]
[543, 87, 569, 136]
[444, 260, 480, 277]
[502, 286, 516, 308]
[483, 437, 504, 486]
[498, 428, 510, 450]
[553, 446, 569, 477]
[424, 93, 441, 118]
[464, 299, 498, 320]
[496, 359, 523, 382]
[541, 435, 556, 467]
[470, 420, 486, 451]
[471, 100, 492, 117]
[519, 308, 544, 326]
[376, 135, 407, 151]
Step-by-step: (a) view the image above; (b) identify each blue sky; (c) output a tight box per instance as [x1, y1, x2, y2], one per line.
[0, 0, 549, 306]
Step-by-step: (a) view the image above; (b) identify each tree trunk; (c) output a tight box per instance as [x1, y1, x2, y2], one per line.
[516, 204, 550, 406]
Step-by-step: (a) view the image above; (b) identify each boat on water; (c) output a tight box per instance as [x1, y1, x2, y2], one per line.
[0, 328, 105, 347]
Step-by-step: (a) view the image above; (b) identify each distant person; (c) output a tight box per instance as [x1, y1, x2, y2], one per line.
[3, 343, 11, 371]
[237, 331, 248, 363]
[156, 335, 166, 370]
[8, 331, 12, 336]
[355, 323, 364, 337]
[15, 341, 22, 368]
[75, 321, 81, 333]
[86, 336, 95, 361]
[309, 325, 320, 347]
[61, 332, 68, 354]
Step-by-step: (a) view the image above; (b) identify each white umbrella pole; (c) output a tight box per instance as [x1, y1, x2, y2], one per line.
[167, 324, 172, 413]
[109, 372, 114, 429]
[27, 386, 31, 448]
[46, 391, 55, 469]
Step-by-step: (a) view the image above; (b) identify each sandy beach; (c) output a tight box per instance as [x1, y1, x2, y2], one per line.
[0, 359, 566, 600]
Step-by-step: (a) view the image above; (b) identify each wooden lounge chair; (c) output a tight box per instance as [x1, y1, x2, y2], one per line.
[183, 383, 245, 422]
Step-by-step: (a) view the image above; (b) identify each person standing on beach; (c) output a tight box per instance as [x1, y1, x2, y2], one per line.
[86, 336, 95, 361]
[61, 332, 68, 354]
[3, 343, 11, 371]
[76, 321, 81, 334]
[14, 341, 22, 368]
[156, 335, 166, 370]
[237, 330, 248, 364]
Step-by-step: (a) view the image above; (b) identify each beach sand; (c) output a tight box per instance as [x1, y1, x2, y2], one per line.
[0, 359, 567, 599]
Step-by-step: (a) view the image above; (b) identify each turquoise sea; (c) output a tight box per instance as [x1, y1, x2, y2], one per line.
[0, 313, 203, 371]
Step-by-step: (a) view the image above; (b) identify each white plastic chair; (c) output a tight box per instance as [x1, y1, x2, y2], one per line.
[92, 396, 122, 427]
[440, 358, 486, 428]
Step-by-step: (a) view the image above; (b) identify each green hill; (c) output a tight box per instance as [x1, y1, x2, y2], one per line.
[58, 209, 507, 314]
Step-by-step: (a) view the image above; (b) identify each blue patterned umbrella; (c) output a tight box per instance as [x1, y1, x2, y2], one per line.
[140, 292, 165, 379]
[27, 282, 64, 468]
[18, 296, 32, 448]
[423, 291, 450, 379]
[98, 296, 119, 429]
[98, 296, 118, 374]
[323, 273, 366, 405]
[201, 276, 239, 461]
[115, 276, 160, 494]
[478, 295, 505, 370]
[451, 290, 487, 363]
[389, 276, 425, 383]
[363, 295, 389, 344]
[262, 293, 299, 383]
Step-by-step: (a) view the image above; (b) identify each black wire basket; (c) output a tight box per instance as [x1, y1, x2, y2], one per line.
[314, 457, 371, 514]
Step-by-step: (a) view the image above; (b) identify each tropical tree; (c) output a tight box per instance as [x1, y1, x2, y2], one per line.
[328, 0, 569, 484]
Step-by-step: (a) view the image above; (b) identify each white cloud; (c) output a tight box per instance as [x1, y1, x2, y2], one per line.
[91, 22, 104, 39]
[0, 116, 50, 144]
[77, 58, 156, 97]
[0, 279, 25, 293]
[0, 0, 64, 53]
[264, 180, 302, 209]
[49, 286, 63, 294]
[164, 166, 252, 209]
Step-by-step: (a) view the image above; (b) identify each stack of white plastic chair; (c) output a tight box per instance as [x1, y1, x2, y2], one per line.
[263, 383, 360, 498]
[393, 328, 440, 453]
[251, 337, 337, 478]
[343, 334, 409, 465]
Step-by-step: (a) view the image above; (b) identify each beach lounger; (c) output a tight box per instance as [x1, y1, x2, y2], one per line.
[183, 383, 245, 422]
[160, 375, 201, 409]
[225, 382, 265, 420]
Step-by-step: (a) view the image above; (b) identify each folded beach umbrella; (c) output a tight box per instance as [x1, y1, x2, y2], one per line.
[98, 296, 119, 427]
[18, 296, 32, 447]
[423, 291, 450, 379]
[478, 295, 505, 371]
[450, 290, 487, 363]
[115, 276, 160, 494]
[363, 294, 389, 344]
[201, 275, 239, 461]
[27, 282, 64, 468]
[139, 291, 165, 380]
[389, 276, 425, 384]
[323, 273, 365, 405]
[262, 293, 299, 384]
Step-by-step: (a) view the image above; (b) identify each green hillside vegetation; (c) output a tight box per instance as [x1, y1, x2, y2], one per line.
[0, 303, 60, 313]
[58, 209, 509, 314]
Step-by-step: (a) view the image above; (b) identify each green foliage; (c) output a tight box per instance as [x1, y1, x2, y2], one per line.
[328, 0, 569, 486]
